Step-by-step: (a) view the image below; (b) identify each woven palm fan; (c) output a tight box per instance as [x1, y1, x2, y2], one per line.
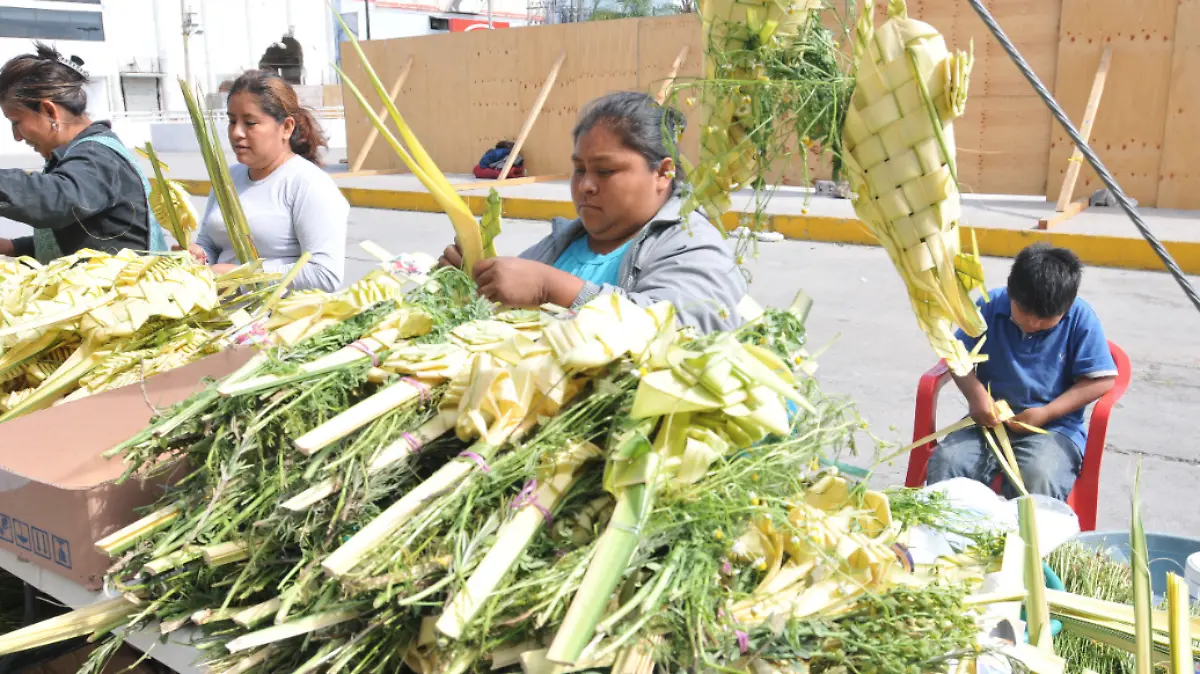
[841, 0, 987, 375]
[686, 0, 824, 222]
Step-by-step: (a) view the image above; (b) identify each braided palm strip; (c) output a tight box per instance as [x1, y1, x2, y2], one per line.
[842, 0, 986, 375]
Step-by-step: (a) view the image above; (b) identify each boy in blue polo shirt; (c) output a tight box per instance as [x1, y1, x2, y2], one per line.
[927, 244, 1118, 500]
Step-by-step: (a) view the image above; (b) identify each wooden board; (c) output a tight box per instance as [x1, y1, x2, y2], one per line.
[910, 0, 1062, 196]
[1046, 0, 1179, 207]
[469, 26, 523, 168]
[1156, 0, 1199, 209]
[337, 8, 1198, 203]
[638, 14, 703, 165]
[784, 0, 1062, 194]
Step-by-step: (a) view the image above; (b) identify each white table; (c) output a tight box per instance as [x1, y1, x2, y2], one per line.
[0, 549, 203, 674]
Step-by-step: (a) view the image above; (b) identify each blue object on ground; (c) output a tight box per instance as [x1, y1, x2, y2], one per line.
[1022, 562, 1065, 641]
[1072, 530, 1200, 598]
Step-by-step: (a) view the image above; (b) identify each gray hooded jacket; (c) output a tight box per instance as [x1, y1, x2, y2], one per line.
[518, 197, 748, 333]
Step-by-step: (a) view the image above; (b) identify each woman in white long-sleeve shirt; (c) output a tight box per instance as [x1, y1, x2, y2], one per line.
[192, 70, 347, 292]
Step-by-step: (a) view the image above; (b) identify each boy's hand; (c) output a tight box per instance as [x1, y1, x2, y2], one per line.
[966, 389, 1002, 428]
[1008, 406, 1053, 434]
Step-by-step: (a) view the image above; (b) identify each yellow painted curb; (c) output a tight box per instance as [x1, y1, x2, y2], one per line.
[176, 180, 1200, 275]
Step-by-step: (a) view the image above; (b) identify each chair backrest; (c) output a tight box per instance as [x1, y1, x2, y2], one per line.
[1068, 341, 1132, 530]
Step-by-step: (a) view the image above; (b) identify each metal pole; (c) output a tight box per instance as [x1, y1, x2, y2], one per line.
[488, 0, 494, 27]
[964, 0, 1200, 314]
[180, 0, 192, 87]
[363, 0, 372, 39]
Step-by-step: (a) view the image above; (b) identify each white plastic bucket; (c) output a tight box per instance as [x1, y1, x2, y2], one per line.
[1186, 550, 1200, 601]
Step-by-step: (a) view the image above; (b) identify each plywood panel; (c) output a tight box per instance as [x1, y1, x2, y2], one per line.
[423, 33, 478, 174]
[341, 7, 1200, 204]
[1156, 0, 1200, 209]
[513, 23, 574, 176]
[339, 38, 383, 170]
[566, 19, 641, 122]
[954, 103, 986, 195]
[975, 96, 1055, 195]
[786, 0, 1058, 195]
[638, 14, 703, 166]
[1046, 0, 1179, 206]
[907, 0, 1059, 195]
[468, 27, 523, 163]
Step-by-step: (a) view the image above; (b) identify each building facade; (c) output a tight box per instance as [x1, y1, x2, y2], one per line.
[1, 0, 533, 119]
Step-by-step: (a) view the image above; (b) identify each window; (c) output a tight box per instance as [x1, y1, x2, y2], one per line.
[0, 7, 106, 41]
[429, 17, 450, 31]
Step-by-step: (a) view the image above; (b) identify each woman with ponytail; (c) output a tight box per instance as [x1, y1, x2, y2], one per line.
[440, 91, 746, 333]
[193, 70, 347, 291]
[0, 42, 164, 262]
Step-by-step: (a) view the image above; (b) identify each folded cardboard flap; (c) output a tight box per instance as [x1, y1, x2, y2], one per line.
[0, 347, 255, 589]
[0, 347, 255, 489]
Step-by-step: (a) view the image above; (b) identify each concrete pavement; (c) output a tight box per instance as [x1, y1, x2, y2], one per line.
[1, 202, 1197, 536]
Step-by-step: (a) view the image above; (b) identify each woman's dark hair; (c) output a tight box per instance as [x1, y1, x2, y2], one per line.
[1007, 243, 1083, 318]
[228, 70, 327, 165]
[573, 91, 686, 191]
[0, 42, 89, 116]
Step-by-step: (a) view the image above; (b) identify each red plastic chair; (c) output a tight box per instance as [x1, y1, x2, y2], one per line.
[904, 341, 1131, 531]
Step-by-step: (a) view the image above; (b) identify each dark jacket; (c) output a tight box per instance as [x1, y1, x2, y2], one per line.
[0, 121, 152, 258]
[519, 197, 748, 334]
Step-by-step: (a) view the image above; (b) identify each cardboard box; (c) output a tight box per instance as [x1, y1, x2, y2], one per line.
[0, 348, 255, 589]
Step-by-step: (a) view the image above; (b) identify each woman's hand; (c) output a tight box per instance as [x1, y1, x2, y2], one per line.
[211, 263, 238, 275]
[473, 257, 585, 308]
[187, 244, 208, 264]
[438, 242, 463, 269]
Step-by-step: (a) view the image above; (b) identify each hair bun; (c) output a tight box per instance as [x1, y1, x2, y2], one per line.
[34, 42, 59, 61]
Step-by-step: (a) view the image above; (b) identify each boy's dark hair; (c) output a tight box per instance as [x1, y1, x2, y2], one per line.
[1007, 243, 1083, 318]
[573, 91, 686, 192]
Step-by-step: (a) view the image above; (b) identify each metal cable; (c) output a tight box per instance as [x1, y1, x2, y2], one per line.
[965, 0, 1200, 314]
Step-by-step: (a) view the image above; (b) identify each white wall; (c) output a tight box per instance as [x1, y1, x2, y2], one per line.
[187, 0, 338, 93]
[2, 0, 338, 117]
[149, 117, 346, 152]
[0, 37, 116, 114]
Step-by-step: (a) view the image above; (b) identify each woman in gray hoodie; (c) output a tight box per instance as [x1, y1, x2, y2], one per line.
[440, 91, 748, 334]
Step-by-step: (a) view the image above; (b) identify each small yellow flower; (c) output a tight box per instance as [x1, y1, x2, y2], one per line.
[801, 136, 813, 148]
[751, 473, 759, 482]
[714, 528, 725, 541]
[686, 97, 697, 107]
[801, 208, 809, 215]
